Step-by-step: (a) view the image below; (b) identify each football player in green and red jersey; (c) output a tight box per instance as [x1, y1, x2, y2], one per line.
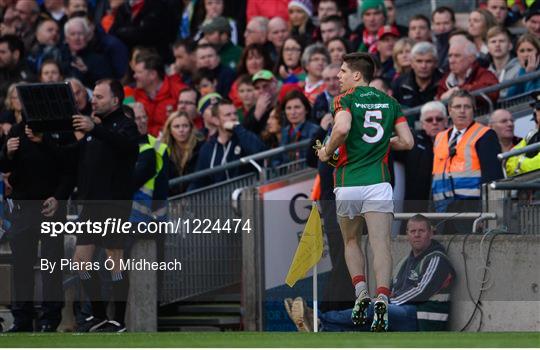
[317, 52, 414, 332]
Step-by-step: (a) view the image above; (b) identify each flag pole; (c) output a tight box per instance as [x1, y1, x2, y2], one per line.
[312, 200, 318, 333]
[313, 262, 318, 332]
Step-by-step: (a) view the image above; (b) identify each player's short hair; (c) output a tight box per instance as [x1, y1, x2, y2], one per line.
[342, 52, 376, 83]
[407, 214, 432, 232]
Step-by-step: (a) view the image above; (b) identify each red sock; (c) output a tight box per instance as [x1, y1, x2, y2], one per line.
[352, 275, 365, 286]
[376, 287, 391, 298]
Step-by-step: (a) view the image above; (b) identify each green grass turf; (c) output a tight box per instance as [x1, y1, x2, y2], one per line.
[0, 332, 539, 348]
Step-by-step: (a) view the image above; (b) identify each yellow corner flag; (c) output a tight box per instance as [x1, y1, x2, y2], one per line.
[285, 202, 323, 287]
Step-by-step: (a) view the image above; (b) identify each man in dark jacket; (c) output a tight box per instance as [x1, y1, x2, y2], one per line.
[392, 41, 442, 117]
[394, 101, 449, 215]
[287, 214, 456, 332]
[189, 99, 266, 190]
[0, 121, 74, 332]
[0, 35, 33, 111]
[70, 79, 139, 333]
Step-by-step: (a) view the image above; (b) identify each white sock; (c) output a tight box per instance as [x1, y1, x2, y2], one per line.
[377, 293, 389, 303]
[355, 282, 367, 298]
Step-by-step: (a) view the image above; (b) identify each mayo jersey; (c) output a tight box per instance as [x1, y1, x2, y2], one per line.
[332, 86, 406, 187]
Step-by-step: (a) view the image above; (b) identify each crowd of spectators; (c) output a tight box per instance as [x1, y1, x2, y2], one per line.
[0, 0, 539, 200]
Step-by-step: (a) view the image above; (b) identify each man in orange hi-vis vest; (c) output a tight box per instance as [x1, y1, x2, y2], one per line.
[432, 90, 503, 233]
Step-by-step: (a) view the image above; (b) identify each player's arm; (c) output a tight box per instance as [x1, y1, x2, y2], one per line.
[390, 119, 414, 151]
[318, 110, 351, 162]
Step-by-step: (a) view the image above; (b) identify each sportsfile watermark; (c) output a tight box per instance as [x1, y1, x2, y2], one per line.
[41, 218, 253, 237]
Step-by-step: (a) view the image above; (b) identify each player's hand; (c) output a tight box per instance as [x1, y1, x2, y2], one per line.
[25, 126, 43, 143]
[73, 114, 95, 133]
[389, 136, 399, 150]
[41, 197, 58, 217]
[317, 146, 331, 162]
[6, 137, 19, 159]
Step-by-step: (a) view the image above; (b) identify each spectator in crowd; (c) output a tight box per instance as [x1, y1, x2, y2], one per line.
[14, 0, 40, 52]
[171, 39, 195, 86]
[267, 16, 289, 61]
[312, 63, 340, 123]
[286, 215, 456, 332]
[383, 0, 408, 37]
[288, 0, 316, 46]
[274, 36, 305, 83]
[369, 77, 393, 95]
[190, 0, 238, 45]
[235, 43, 273, 83]
[244, 70, 279, 136]
[260, 107, 282, 149]
[104, 0, 175, 62]
[392, 37, 413, 81]
[161, 111, 204, 195]
[489, 109, 521, 152]
[201, 16, 241, 72]
[485, 0, 510, 26]
[467, 9, 497, 54]
[506, 92, 540, 176]
[320, 15, 346, 44]
[432, 90, 503, 232]
[70, 79, 139, 333]
[317, 0, 341, 21]
[40, 0, 67, 25]
[279, 89, 320, 162]
[177, 87, 204, 131]
[326, 37, 348, 65]
[431, 6, 456, 69]
[38, 58, 63, 82]
[65, 0, 88, 18]
[523, 4, 540, 39]
[122, 46, 156, 99]
[247, 0, 289, 23]
[408, 15, 432, 43]
[0, 87, 73, 333]
[189, 99, 266, 189]
[26, 18, 61, 75]
[506, 33, 540, 97]
[194, 43, 235, 97]
[437, 36, 499, 105]
[351, 0, 386, 53]
[67, 77, 91, 115]
[0, 35, 31, 109]
[60, 17, 112, 88]
[0, 83, 23, 136]
[197, 92, 222, 138]
[235, 75, 256, 123]
[487, 26, 520, 99]
[392, 42, 442, 111]
[244, 16, 269, 46]
[301, 43, 329, 104]
[193, 67, 218, 96]
[375, 25, 399, 84]
[395, 101, 448, 214]
[133, 54, 186, 136]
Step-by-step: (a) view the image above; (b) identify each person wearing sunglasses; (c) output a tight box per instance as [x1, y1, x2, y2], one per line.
[394, 101, 448, 216]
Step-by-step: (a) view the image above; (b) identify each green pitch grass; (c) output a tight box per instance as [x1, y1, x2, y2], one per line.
[0, 332, 539, 348]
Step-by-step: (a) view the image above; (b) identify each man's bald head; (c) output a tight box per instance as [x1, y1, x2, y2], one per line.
[489, 109, 515, 141]
[267, 17, 288, 49]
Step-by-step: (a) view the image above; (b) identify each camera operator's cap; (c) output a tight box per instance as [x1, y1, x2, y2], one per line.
[201, 16, 231, 34]
[252, 70, 275, 83]
[377, 25, 400, 39]
[197, 92, 222, 114]
[360, 0, 386, 17]
[525, 2, 540, 21]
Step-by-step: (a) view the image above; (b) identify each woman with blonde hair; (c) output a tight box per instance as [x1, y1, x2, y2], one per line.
[392, 37, 414, 81]
[161, 111, 204, 195]
[0, 83, 24, 137]
[468, 8, 498, 54]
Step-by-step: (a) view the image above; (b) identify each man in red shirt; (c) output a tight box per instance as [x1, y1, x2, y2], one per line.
[133, 54, 186, 136]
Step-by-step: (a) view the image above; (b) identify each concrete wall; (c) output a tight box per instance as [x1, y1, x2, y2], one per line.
[362, 234, 540, 331]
